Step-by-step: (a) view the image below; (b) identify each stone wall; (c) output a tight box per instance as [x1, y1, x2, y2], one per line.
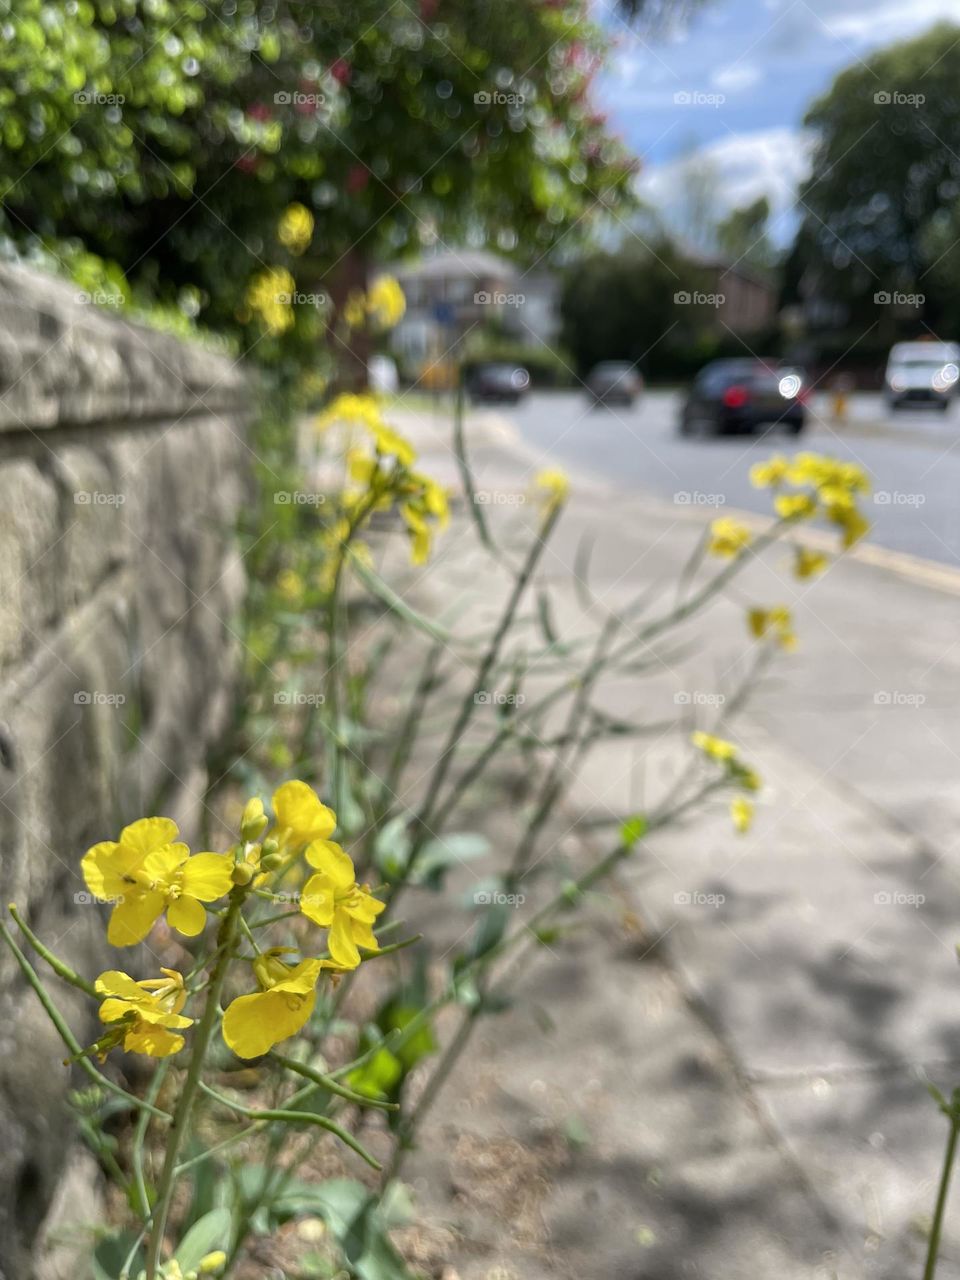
[0, 263, 253, 1279]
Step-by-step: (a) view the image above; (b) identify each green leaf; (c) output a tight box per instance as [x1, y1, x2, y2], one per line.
[173, 1207, 232, 1270]
[621, 814, 648, 848]
[411, 832, 490, 887]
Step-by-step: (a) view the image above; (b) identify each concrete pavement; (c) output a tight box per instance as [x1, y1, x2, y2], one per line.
[369, 400, 960, 1279]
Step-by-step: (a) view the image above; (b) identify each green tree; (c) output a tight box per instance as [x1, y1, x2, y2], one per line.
[717, 196, 776, 272]
[0, 0, 639, 384]
[794, 22, 960, 336]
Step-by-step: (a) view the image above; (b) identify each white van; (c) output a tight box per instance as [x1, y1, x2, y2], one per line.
[884, 341, 960, 411]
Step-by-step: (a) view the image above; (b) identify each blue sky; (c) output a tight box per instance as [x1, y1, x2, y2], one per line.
[595, 0, 960, 243]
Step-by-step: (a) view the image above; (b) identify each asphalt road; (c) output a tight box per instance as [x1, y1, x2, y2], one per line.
[504, 389, 960, 566]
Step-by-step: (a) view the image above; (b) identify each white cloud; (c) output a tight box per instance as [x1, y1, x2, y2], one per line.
[636, 126, 816, 245]
[820, 0, 960, 45]
[711, 64, 763, 92]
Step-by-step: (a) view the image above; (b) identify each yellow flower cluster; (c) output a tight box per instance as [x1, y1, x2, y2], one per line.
[534, 467, 570, 514]
[82, 781, 385, 1061]
[318, 393, 449, 569]
[341, 276, 406, 330]
[691, 731, 760, 834]
[245, 266, 295, 335]
[276, 202, 314, 255]
[751, 450, 871, 558]
[708, 517, 753, 558]
[747, 605, 797, 651]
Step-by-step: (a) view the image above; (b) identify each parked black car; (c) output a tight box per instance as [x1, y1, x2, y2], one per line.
[465, 361, 531, 404]
[679, 359, 807, 437]
[585, 360, 644, 406]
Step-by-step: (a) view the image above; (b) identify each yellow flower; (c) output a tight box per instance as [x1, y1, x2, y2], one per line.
[750, 455, 790, 488]
[535, 468, 570, 513]
[246, 267, 295, 335]
[300, 839, 386, 968]
[82, 819, 233, 945]
[317, 392, 386, 434]
[774, 492, 817, 520]
[747, 606, 797, 650]
[366, 275, 406, 329]
[828, 503, 870, 548]
[95, 968, 192, 1058]
[730, 796, 754, 833]
[708, 517, 752, 557]
[222, 950, 330, 1059]
[277, 202, 314, 255]
[198, 1254, 227, 1274]
[793, 546, 829, 579]
[277, 568, 304, 602]
[342, 290, 367, 329]
[272, 781, 337, 853]
[691, 731, 737, 762]
[372, 422, 417, 467]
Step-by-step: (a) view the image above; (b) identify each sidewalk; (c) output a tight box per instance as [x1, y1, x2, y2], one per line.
[359, 404, 960, 1278]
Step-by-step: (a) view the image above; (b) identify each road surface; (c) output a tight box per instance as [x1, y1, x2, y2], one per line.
[498, 389, 960, 566]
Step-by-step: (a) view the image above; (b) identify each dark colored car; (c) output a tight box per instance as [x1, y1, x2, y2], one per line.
[585, 361, 644, 405]
[679, 359, 807, 437]
[466, 361, 531, 404]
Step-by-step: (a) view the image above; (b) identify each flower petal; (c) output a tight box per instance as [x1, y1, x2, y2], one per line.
[273, 781, 336, 846]
[300, 873, 336, 927]
[347, 888, 386, 925]
[95, 970, 148, 1002]
[222, 987, 317, 1059]
[123, 1025, 186, 1057]
[349, 919, 379, 953]
[108, 891, 165, 946]
[181, 853, 234, 902]
[167, 894, 207, 937]
[141, 843, 189, 883]
[304, 840, 355, 888]
[82, 842, 139, 899]
[119, 817, 179, 857]
[328, 909, 361, 969]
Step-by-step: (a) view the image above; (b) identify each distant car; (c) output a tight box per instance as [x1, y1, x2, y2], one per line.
[586, 361, 644, 405]
[679, 359, 806, 437]
[466, 362, 531, 404]
[884, 341, 960, 411]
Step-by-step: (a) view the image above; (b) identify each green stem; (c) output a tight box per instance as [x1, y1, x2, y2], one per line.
[145, 888, 245, 1279]
[198, 1082, 381, 1169]
[0, 921, 170, 1121]
[924, 1092, 960, 1280]
[8, 904, 99, 996]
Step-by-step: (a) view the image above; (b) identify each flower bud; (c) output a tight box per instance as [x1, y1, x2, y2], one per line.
[259, 850, 285, 871]
[240, 797, 268, 843]
[199, 1253, 227, 1274]
[231, 861, 256, 886]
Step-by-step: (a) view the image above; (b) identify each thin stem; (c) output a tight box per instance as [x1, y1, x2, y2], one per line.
[145, 888, 245, 1279]
[269, 1052, 399, 1110]
[924, 1092, 960, 1280]
[0, 921, 170, 1121]
[8, 904, 98, 996]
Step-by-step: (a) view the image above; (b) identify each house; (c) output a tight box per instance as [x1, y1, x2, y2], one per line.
[387, 249, 560, 371]
[693, 255, 778, 335]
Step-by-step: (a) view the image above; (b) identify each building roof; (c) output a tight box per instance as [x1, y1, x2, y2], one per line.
[391, 249, 517, 283]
